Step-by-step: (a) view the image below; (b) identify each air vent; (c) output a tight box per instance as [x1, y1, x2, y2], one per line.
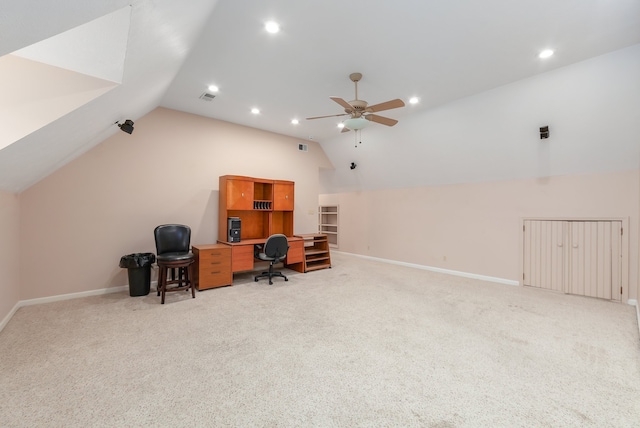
[199, 92, 216, 101]
[298, 143, 308, 152]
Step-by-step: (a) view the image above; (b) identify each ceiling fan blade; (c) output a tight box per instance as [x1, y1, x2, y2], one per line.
[367, 99, 405, 113]
[330, 97, 354, 111]
[341, 126, 351, 133]
[306, 113, 349, 120]
[365, 114, 399, 127]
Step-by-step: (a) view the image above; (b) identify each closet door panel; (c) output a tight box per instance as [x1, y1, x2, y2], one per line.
[523, 220, 564, 291]
[570, 221, 584, 296]
[611, 221, 622, 302]
[569, 221, 618, 300]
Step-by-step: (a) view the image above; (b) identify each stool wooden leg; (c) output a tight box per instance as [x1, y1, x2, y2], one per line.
[188, 264, 195, 298]
[160, 266, 167, 304]
[157, 266, 163, 297]
[157, 265, 161, 296]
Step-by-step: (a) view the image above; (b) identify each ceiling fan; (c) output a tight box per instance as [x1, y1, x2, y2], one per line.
[306, 72, 405, 132]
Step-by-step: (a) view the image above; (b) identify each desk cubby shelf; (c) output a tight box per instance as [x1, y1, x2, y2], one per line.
[289, 233, 332, 273]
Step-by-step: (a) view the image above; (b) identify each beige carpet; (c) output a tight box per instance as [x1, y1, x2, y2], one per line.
[1, 252, 639, 427]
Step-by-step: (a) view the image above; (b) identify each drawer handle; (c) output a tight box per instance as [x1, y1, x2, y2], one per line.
[209, 261, 221, 265]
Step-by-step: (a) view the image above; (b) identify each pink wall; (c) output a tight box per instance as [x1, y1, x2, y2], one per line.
[321, 169, 640, 301]
[17, 107, 332, 300]
[0, 190, 20, 322]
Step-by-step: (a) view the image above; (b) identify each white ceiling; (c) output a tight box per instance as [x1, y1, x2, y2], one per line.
[1, 0, 640, 192]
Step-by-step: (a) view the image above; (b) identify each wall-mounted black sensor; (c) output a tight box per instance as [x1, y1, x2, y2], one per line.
[116, 119, 135, 134]
[540, 126, 549, 139]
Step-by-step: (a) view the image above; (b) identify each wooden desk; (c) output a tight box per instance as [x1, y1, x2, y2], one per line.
[218, 236, 304, 273]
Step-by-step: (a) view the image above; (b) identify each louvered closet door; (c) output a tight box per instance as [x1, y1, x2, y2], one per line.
[523, 220, 566, 292]
[523, 220, 622, 301]
[568, 221, 621, 301]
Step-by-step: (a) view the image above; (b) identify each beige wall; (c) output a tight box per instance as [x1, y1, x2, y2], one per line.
[17, 107, 332, 300]
[0, 189, 20, 321]
[321, 169, 640, 301]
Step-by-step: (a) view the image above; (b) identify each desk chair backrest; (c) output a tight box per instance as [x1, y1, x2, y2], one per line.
[154, 224, 191, 255]
[262, 234, 289, 261]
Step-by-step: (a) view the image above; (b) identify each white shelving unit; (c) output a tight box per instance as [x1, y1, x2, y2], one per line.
[318, 205, 338, 248]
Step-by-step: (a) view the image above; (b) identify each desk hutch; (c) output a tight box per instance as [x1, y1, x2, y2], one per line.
[216, 175, 305, 273]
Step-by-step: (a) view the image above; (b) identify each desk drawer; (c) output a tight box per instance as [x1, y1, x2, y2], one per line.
[198, 269, 232, 289]
[232, 245, 255, 272]
[199, 253, 231, 268]
[286, 240, 304, 264]
[199, 249, 229, 261]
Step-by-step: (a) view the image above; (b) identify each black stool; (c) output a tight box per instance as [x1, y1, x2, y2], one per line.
[154, 224, 196, 304]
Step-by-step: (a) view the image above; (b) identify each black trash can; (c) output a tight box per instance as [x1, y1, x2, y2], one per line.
[119, 253, 156, 297]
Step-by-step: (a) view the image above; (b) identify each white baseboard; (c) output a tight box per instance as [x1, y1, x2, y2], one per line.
[628, 299, 640, 341]
[20, 285, 129, 307]
[335, 251, 520, 286]
[0, 281, 159, 334]
[0, 301, 21, 334]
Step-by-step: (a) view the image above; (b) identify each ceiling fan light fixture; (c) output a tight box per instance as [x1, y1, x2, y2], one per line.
[343, 117, 369, 130]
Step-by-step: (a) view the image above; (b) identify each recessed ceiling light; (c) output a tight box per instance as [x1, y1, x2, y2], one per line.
[265, 21, 280, 34]
[539, 49, 554, 59]
[291, 119, 299, 125]
[251, 108, 260, 114]
[337, 123, 345, 129]
[409, 97, 419, 105]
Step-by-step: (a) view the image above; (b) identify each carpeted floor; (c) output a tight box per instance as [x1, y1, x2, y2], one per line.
[1, 252, 639, 427]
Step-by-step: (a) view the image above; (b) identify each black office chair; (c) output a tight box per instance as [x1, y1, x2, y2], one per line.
[154, 224, 195, 304]
[254, 234, 289, 285]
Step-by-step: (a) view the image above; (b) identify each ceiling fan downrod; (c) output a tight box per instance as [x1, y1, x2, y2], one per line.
[349, 72, 362, 101]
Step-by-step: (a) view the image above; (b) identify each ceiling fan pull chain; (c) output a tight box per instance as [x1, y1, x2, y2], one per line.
[354, 129, 363, 147]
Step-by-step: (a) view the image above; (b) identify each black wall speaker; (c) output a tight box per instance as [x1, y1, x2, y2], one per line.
[540, 126, 549, 139]
[227, 217, 241, 242]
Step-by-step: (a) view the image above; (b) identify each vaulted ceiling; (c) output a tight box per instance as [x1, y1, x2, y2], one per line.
[1, 0, 639, 193]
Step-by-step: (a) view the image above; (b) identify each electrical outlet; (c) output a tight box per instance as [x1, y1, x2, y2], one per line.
[308, 209, 315, 215]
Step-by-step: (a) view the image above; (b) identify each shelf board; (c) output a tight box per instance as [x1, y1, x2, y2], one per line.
[305, 264, 331, 272]
[305, 249, 328, 256]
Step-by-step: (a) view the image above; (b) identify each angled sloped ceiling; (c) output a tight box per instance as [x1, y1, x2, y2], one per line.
[0, 7, 129, 151]
[0, 0, 221, 193]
